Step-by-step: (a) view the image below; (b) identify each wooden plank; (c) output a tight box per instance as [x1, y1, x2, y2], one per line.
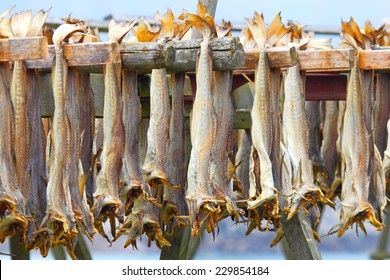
[64, 42, 121, 66]
[26, 41, 174, 70]
[243, 48, 354, 71]
[121, 42, 175, 70]
[25, 38, 244, 72]
[360, 49, 390, 70]
[169, 37, 245, 72]
[0, 37, 48, 62]
[25, 42, 120, 69]
[242, 47, 297, 70]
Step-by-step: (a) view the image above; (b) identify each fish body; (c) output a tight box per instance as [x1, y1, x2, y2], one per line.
[93, 62, 124, 232]
[210, 70, 242, 219]
[162, 73, 187, 234]
[25, 69, 47, 246]
[0, 62, 27, 243]
[283, 62, 334, 219]
[121, 70, 150, 214]
[34, 23, 85, 259]
[143, 68, 175, 190]
[338, 58, 382, 236]
[319, 101, 339, 191]
[186, 27, 219, 236]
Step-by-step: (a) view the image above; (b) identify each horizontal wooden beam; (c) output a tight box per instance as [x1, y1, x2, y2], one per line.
[0, 37, 48, 62]
[244, 48, 390, 71]
[169, 37, 244, 72]
[360, 49, 390, 70]
[121, 42, 175, 70]
[26, 41, 175, 71]
[243, 48, 354, 71]
[25, 42, 121, 70]
[24, 37, 244, 72]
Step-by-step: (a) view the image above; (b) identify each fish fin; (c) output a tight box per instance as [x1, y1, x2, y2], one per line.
[52, 23, 86, 50]
[347, 17, 368, 49]
[340, 20, 359, 50]
[183, 12, 213, 38]
[26, 8, 51, 37]
[10, 10, 32, 37]
[108, 19, 137, 43]
[266, 12, 290, 47]
[173, 17, 191, 39]
[135, 19, 160, 42]
[155, 8, 174, 38]
[216, 19, 232, 38]
[246, 11, 266, 50]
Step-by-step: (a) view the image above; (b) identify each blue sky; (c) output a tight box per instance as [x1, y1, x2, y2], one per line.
[1, 0, 389, 28]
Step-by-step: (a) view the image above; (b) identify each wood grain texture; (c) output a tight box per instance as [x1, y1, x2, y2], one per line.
[0, 37, 48, 62]
[243, 48, 353, 71]
[360, 49, 390, 70]
[169, 37, 244, 72]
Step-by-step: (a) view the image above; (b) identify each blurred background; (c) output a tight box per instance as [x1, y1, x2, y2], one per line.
[0, 0, 389, 260]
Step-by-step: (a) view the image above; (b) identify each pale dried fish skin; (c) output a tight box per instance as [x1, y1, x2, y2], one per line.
[121, 70, 151, 215]
[93, 62, 124, 229]
[186, 36, 219, 237]
[247, 51, 278, 218]
[0, 63, 27, 243]
[210, 70, 242, 220]
[338, 58, 383, 236]
[283, 62, 334, 219]
[143, 68, 177, 190]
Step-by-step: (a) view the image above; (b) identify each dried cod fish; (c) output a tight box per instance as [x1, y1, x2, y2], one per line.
[66, 65, 95, 240]
[234, 129, 251, 201]
[34, 23, 86, 258]
[159, 9, 189, 235]
[92, 20, 135, 239]
[209, 20, 243, 222]
[338, 57, 383, 236]
[337, 19, 386, 236]
[142, 16, 178, 192]
[116, 17, 171, 248]
[327, 101, 346, 200]
[25, 69, 47, 246]
[283, 58, 334, 220]
[245, 12, 288, 227]
[0, 56, 27, 243]
[374, 74, 390, 156]
[319, 101, 339, 192]
[117, 70, 169, 248]
[184, 12, 219, 236]
[9, 9, 50, 246]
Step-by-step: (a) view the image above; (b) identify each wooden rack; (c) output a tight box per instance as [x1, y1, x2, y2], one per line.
[3, 35, 390, 260]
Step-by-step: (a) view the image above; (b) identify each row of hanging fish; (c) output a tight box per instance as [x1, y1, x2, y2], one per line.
[0, 5, 389, 259]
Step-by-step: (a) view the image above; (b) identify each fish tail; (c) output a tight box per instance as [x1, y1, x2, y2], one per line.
[52, 23, 86, 49]
[155, 8, 174, 38]
[135, 19, 160, 42]
[108, 19, 137, 43]
[338, 203, 383, 237]
[183, 12, 214, 39]
[288, 183, 335, 220]
[246, 11, 266, 49]
[266, 12, 290, 47]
